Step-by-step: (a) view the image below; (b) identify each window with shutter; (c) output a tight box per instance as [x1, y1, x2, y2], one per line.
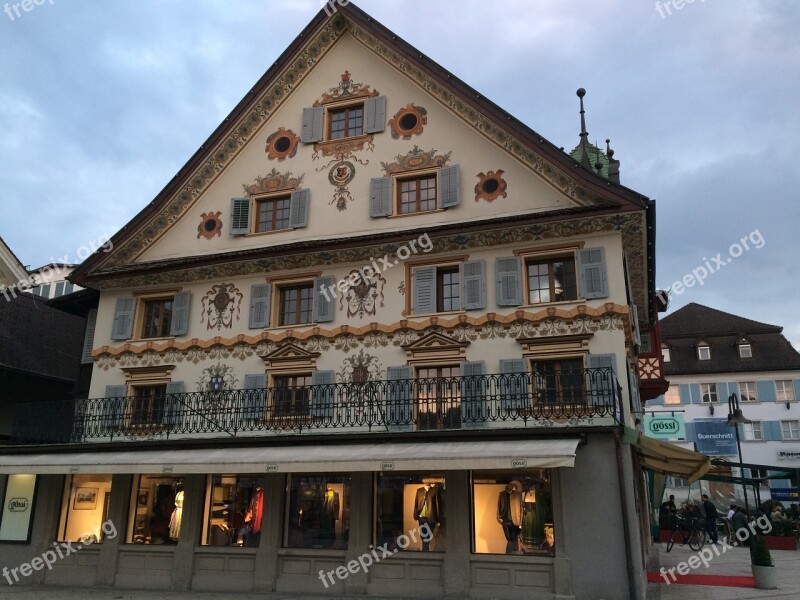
[249, 284, 272, 329]
[111, 297, 135, 340]
[81, 308, 98, 364]
[461, 361, 487, 429]
[386, 365, 413, 432]
[577, 247, 609, 299]
[461, 260, 486, 310]
[496, 257, 522, 306]
[243, 374, 267, 422]
[230, 197, 251, 235]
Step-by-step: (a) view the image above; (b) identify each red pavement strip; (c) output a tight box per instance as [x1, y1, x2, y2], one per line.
[647, 572, 756, 587]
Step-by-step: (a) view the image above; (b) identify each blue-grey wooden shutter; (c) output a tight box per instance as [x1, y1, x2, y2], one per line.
[103, 385, 127, 428]
[169, 291, 191, 336]
[289, 189, 310, 228]
[461, 260, 486, 310]
[313, 276, 336, 323]
[679, 384, 691, 404]
[412, 266, 436, 314]
[500, 358, 527, 413]
[578, 247, 608, 299]
[301, 107, 324, 143]
[764, 421, 782, 441]
[311, 370, 335, 421]
[386, 366, 413, 432]
[249, 284, 272, 329]
[438, 165, 460, 209]
[243, 374, 267, 421]
[689, 383, 702, 404]
[461, 361, 487, 429]
[230, 197, 251, 235]
[111, 297, 135, 340]
[496, 257, 522, 306]
[364, 96, 387, 134]
[369, 177, 393, 217]
[587, 354, 616, 406]
[726, 382, 739, 401]
[685, 422, 697, 445]
[163, 381, 184, 427]
[756, 380, 776, 402]
[716, 382, 730, 402]
[81, 308, 98, 364]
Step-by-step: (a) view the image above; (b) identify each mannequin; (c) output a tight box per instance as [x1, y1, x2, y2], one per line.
[521, 487, 537, 550]
[169, 488, 184, 541]
[413, 483, 441, 552]
[320, 484, 340, 547]
[244, 486, 264, 546]
[497, 481, 523, 554]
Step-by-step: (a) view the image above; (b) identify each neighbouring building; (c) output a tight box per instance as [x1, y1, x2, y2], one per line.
[0, 235, 28, 291]
[650, 303, 800, 504]
[28, 263, 82, 300]
[1, 4, 690, 598]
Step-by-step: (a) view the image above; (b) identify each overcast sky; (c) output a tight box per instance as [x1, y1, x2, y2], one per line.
[2, 0, 798, 346]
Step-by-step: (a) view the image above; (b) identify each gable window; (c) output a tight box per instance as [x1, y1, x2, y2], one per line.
[278, 283, 314, 326]
[273, 374, 311, 418]
[256, 195, 291, 233]
[700, 383, 718, 403]
[776, 380, 794, 403]
[398, 174, 437, 214]
[130, 384, 167, 426]
[697, 345, 711, 360]
[526, 256, 578, 304]
[781, 420, 800, 440]
[738, 343, 752, 358]
[329, 103, 364, 139]
[141, 298, 173, 339]
[416, 365, 461, 430]
[738, 381, 758, 402]
[370, 165, 460, 218]
[533, 358, 585, 405]
[664, 385, 681, 405]
[742, 421, 763, 441]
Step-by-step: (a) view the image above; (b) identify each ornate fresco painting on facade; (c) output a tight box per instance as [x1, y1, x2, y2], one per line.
[0, 3, 681, 599]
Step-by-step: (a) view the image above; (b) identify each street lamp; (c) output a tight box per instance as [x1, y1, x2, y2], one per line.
[726, 393, 751, 514]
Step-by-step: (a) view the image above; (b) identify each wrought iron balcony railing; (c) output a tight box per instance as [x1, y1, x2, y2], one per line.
[9, 368, 622, 445]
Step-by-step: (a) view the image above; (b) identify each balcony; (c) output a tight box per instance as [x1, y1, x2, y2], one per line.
[9, 368, 622, 445]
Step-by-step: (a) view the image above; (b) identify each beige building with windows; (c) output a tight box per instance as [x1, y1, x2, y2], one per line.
[0, 4, 679, 599]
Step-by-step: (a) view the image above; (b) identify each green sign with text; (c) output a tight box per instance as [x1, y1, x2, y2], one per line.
[644, 413, 685, 440]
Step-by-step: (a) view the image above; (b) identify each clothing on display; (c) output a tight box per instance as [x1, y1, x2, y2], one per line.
[497, 481, 523, 554]
[169, 490, 184, 541]
[245, 487, 264, 534]
[414, 483, 442, 552]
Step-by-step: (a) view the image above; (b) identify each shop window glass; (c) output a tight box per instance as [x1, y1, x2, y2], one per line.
[58, 474, 113, 543]
[127, 475, 185, 544]
[286, 475, 350, 549]
[376, 474, 445, 553]
[202, 475, 263, 547]
[0, 474, 37, 542]
[472, 470, 554, 556]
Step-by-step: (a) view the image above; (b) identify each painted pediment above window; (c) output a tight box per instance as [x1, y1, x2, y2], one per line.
[262, 342, 321, 370]
[402, 331, 469, 363]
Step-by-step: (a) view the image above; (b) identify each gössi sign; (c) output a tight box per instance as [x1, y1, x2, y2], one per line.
[644, 413, 685, 440]
[7, 498, 29, 512]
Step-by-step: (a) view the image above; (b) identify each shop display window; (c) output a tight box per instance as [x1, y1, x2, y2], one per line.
[57, 474, 113, 543]
[286, 475, 350, 549]
[127, 475, 185, 544]
[472, 470, 554, 556]
[376, 474, 445, 553]
[201, 475, 263, 547]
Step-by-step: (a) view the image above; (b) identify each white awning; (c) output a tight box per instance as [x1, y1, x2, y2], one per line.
[0, 438, 581, 474]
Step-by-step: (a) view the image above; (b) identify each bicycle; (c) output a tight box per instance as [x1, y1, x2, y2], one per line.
[665, 514, 705, 552]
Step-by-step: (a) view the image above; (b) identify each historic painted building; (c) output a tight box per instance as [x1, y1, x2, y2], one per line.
[1, 4, 669, 599]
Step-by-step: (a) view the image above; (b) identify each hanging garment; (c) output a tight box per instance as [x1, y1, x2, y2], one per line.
[497, 488, 523, 526]
[245, 488, 265, 534]
[413, 485, 442, 524]
[522, 502, 537, 546]
[169, 491, 184, 540]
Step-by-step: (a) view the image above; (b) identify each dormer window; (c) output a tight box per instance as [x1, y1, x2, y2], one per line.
[738, 343, 752, 359]
[697, 345, 711, 361]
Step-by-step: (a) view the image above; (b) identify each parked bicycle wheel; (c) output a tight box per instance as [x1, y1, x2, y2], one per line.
[666, 532, 675, 552]
[688, 528, 705, 551]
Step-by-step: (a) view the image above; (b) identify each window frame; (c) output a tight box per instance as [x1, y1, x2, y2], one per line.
[664, 385, 681, 405]
[781, 419, 800, 440]
[326, 101, 365, 140]
[524, 254, 578, 306]
[254, 194, 292, 234]
[139, 297, 174, 340]
[776, 380, 794, 403]
[131, 289, 182, 341]
[408, 260, 467, 316]
[414, 364, 462, 431]
[276, 282, 315, 327]
[742, 421, 763, 441]
[530, 355, 586, 406]
[700, 382, 719, 403]
[738, 381, 758, 402]
[738, 343, 752, 359]
[271, 373, 313, 420]
[661, 347, 671, 363]
[127, 383, 168, 427]
[396, 171, 438, 215]
[697, 345, 711, 360]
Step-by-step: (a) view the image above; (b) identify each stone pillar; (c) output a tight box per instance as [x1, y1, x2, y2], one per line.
[550, 469, 573, 599]
[443, 470, 469, 598]
[95, 474, 132, 587]
[252, 473, 283, 592]
[343, 471, 372, 595]
[30, 475, 65, 584]
[170, 474, 204, 590]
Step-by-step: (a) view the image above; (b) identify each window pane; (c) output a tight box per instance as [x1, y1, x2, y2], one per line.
[286, 475, 350, 549]
[664, 385, 681, 405]
[58, 474, 113, 543]
[376, 474, 445, 553]
[437, 267, 460, 312]
[534, 359, 584, 404]
[472, 470, 554, 556]
[776, 381, 793, 402]
[739, 382, 757, 402]
[128, 475, 185, 544]
[527, 256, 577, 304]
[416, 366, 461, 430]
[203, 475, 263, 547]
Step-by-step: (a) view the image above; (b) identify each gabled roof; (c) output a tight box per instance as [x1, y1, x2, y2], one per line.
[0, 235, 28, 286]
[71, 1, 652, 288]
[660, 303, 800, 375]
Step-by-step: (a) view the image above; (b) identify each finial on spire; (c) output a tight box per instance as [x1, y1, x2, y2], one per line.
[606, 139, 614, 159]
[577, 88, 588, 144]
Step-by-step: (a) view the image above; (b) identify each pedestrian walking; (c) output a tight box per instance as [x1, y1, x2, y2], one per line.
[701, 494, 719, 544]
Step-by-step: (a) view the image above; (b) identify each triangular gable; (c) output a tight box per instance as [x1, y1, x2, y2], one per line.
[262, 342, 321, 370]
[72, 2, 649, 287]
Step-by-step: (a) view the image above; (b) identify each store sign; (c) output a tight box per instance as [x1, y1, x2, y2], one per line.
[770, 488, 800, 501]
[0, 474, 37, 542]
[265, 464, 279, 472]
[776, 449, 800, 460]
[644, 414, 685, 439]
[380, 462, 395, 471]
[161, 465, 174, 473]
[511, 459, 528, 468]
[693, 420, 737, 456]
